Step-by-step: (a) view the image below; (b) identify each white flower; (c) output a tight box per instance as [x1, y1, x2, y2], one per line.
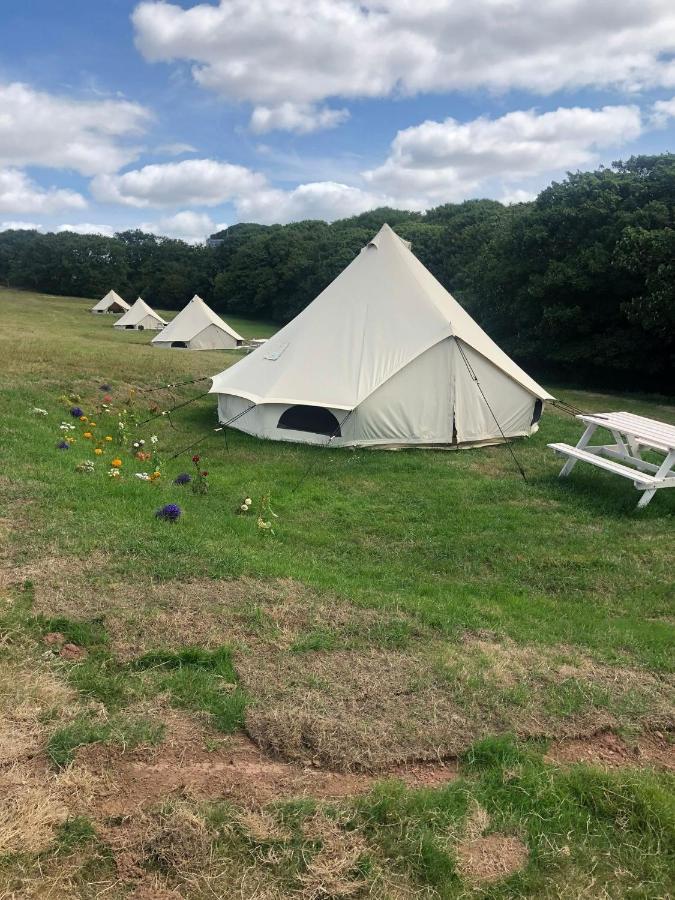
[240, 504, 249, 511]
[31, 407, 48, 416]
[139, 439, 145, 445]
[135, 472, 150, 481]
[118, 421, 125, 430]
[108, 468, 121, 478]
[133, 442, 139, 448]
[150, 435, 158, 444]
[244, 498, 252, 505]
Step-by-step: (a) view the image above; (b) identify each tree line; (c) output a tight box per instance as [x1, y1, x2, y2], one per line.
[1, 154, 674, 391]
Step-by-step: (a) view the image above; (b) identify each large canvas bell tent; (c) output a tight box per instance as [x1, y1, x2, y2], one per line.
[114, 297, 167, 331]
[151, 295, 243, 350]
[210, 224, 553, 449]
[91, 290, 130, 314]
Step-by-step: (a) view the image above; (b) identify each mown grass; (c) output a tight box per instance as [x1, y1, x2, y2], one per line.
[0, 287, 673, 898]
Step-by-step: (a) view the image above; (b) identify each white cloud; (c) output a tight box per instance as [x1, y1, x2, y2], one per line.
[236, 181, 386, 224]
[91, 158, 266, 207]
[0, 168, 87, 214]
[650, 96, 675, 126]
[0, 82, 151, 176]
[56, 223, 115, 237]
[155, 142, 198, 155]
[365, 104, 644, 206]
[0, 220, 41, 231]
[139, 210, 224, 242]
[250, 103, 349, 135]
[133, 0, 675, 132]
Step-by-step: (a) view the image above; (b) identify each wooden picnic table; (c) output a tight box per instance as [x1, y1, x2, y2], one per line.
[548, 411, 675, 508]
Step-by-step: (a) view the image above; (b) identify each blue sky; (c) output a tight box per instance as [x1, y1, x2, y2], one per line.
[2, 0, 675, 242]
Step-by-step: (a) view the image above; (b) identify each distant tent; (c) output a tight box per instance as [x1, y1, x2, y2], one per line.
[151, 295, 243, 350]
[91, 290, 130, 314]
[210, 224, 553, 449]
[114, 297, 167, 332]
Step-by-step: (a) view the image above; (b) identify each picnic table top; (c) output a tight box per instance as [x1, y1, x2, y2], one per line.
[577, 411, 675, 453]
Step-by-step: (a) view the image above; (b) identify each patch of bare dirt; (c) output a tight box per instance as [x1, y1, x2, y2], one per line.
[456, 834, 529, 883]
[545, 730, 675, 771]
[74, 708, 458, 819]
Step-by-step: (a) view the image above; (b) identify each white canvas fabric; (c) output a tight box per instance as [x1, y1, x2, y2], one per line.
[91, 290, 130, 314]
[114, 297, 167, 331]
[152, 295, 243, 350]
[210, 224, 553, 448]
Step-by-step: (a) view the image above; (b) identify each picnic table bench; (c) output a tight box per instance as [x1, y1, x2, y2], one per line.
[549, 411, 675, 508]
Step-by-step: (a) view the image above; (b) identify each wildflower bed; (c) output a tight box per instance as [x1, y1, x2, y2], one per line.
[0, 288, 673, 899]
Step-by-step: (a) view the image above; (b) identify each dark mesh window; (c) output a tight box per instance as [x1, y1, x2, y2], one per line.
[125, 325, 135, 329]
[171, 341, 188, 348]
[278, 405, 341, 436]
[531, 399, 543, 425]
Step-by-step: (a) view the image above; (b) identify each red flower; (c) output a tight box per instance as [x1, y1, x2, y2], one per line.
[192, 455, 200, 463]
[103, 394, 112, 403]
[201, 471, 208, 476]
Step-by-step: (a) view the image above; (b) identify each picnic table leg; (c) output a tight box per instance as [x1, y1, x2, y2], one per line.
[559, 424, 596, 477]
[636, 449, 675, 509]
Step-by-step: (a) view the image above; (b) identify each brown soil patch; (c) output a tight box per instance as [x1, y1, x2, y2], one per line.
[545, 730, 675, 771]
[456, 833, 529, 883]
[74, 708, 458, 819]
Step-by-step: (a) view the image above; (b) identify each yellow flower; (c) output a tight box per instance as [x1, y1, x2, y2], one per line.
[105, 436, 113, 442]
[94, 448, 103, 455]
[90, 422, 97, 427]
[149, 470, 161, 481]
[111, 458, 123, 468]
[79, 416, 88, 422]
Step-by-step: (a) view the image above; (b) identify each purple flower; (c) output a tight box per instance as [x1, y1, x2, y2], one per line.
[173, 473, 191, 485]
[57, 440, 70, 450]
[155, 503, 182, 522]
[70, 406, 83, 418]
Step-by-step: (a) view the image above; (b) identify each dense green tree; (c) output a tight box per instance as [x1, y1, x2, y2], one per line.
[1, 154, 674, 390]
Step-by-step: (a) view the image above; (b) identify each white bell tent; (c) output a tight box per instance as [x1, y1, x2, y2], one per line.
[210, 224, 553, 449]
[151, 295, 243, 350]
[114, 297, 167, 331]
[91, 290, 130, 314]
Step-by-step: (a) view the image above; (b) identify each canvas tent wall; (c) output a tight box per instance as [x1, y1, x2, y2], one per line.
[114, 297, 167, 331]
[152, 295, 243, 350]
[91, 290, 130, 314]
[210, 224, 553, 449]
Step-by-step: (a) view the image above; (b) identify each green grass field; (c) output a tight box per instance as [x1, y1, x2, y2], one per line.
[0, 287, 673, 898]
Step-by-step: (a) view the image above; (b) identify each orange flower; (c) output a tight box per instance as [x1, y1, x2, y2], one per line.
[79, 415, 88, 422]
[83, 431, 93, 439]
[90, 422, 97, 427]
[111, 458, 123, 468]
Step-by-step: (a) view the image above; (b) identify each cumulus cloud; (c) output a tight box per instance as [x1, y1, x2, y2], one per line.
[133, 0, 675, 133]
[0, 220, 41, 231]
[250, 103, 349, 135]
[139, 210, 226, 242]
[365, 104, 644, 206]
[236, 181, 386, 224]
[0, 82, 150, 176]
[650, 96, 675, 126]
[56, 223, 115, 237]
[0, 168, 87, 215]
[91, 158, 266, 207]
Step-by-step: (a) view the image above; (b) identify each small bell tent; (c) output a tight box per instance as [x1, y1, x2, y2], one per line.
[210, 224, 553, 449]
[151, 295, 243, 350]
[91, 290, 130, 314]
[114, 297, 167, 331]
